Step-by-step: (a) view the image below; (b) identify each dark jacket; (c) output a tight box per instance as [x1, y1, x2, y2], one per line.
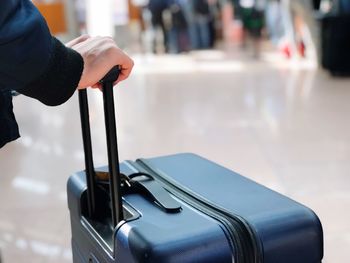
[0, 0, 84, 148]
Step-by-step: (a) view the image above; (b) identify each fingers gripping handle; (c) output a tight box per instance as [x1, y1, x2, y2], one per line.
[78, 66, 123, 227]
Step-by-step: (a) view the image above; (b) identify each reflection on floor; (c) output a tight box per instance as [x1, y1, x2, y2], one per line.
[0, 47, 349, 262]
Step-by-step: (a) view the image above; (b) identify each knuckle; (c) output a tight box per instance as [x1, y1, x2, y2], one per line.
[106, 45, 117, 55]
[87, 49, 98, 60]
[103, 36, 115, 44]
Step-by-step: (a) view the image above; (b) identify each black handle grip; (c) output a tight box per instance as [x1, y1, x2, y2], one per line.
[79, 66, 123, 227]
[100, 65, 121, 84]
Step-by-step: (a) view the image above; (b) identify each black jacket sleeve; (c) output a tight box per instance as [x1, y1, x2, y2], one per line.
[0, 0, 84, 148]
[0, 0, 84, 106]
[19, 37, 84, 106]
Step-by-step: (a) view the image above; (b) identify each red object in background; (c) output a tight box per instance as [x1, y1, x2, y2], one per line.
[33, 1, 66, 35]
[298, 40, 306, 58]
[281, 43, 292, 59]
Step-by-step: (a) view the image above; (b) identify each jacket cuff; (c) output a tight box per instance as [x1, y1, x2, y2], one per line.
[0, 91, 20, 148]
[19, 37, 84, 106]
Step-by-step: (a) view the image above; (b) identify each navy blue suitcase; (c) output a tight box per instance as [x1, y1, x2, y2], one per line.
[67, 68, 323, 263]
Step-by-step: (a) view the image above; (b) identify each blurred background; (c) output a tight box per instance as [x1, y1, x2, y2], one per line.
[1, 0, 350, 262]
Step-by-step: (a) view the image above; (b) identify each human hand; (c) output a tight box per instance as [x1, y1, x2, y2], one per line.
[66, 35, 134, 89]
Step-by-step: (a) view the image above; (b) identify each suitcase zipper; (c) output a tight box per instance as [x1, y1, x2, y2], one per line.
[126, 160, 260, 263]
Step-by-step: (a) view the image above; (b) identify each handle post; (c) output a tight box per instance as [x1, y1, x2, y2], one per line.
[78, 89, 96, 218]
[79, 66, 123, 227]
[100, 66, 123, 227]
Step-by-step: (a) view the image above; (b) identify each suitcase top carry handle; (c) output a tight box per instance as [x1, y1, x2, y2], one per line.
[79, 66, 123, 228]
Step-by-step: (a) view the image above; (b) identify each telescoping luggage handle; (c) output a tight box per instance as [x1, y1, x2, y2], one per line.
[79, 66, 181, 229]
[78, 66, 123, 228]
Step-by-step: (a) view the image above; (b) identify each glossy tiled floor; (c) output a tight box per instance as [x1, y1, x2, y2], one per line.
[0, 46, 349, 262]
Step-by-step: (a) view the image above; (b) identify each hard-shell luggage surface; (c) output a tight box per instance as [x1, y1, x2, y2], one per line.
[67, 68, 323, 263]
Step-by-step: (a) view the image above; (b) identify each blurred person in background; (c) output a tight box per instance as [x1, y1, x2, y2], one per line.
[0, 0, 134, 149]
[179, 0, 198, 50]
[240, 0, 266, 58]
[147, 0, 169, 53]
[192, 0, 211, 49]
[168, 0, 190, 53]
[265, 0, 299, 59]
[265, 0, 284, 45]
[278, 0, 310, 59]
[207, 0, 220, 48]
